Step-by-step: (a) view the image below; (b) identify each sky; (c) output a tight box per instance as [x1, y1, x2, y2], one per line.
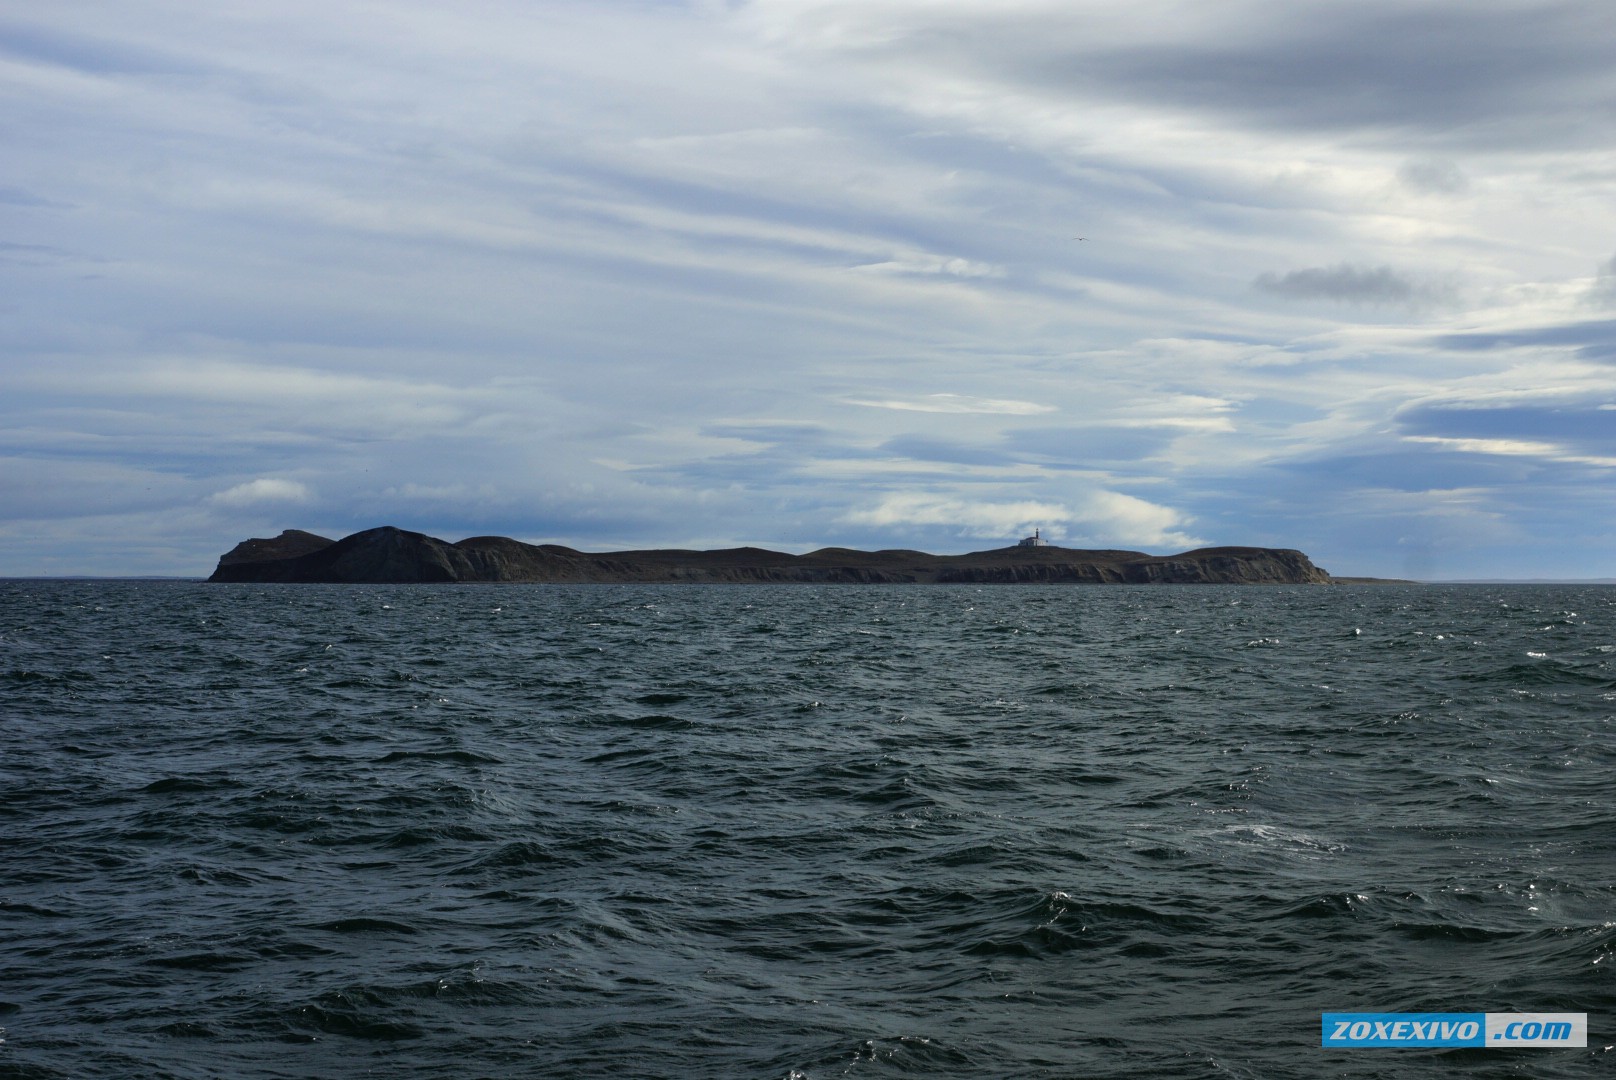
[4, 0, 1616, 580]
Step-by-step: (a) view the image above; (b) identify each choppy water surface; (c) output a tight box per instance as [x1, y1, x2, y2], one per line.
[1, 581, 1612, 1078]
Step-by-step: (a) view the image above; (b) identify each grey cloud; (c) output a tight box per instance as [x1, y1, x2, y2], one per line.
[1398, 158, 1469, 195]
[1428, 318, 1616, 361]
[0, 17, 213, 76]
[1010, 426, 1178, 466]
[700, 421, 834, 446]
[1273, 446, 1532, 492]
[0, 241, 78, 266]
[1396, 400, 1616, 455]
[887, 1, 1616, 149]
[1253, 264, 1433, 306]
[1587, 253, 1616, 308]
[0, 454, 198, 519]
[0, 186, 66, 208]
[876, 435, 1015, 467]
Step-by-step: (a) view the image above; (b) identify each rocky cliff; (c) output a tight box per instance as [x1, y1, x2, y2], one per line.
[208, 527, 1335, 584]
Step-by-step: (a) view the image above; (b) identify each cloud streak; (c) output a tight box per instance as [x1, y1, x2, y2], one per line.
[846, 394, 1057, 415]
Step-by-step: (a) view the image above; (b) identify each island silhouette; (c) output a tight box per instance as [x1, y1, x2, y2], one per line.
[208, 526, 1338, 584]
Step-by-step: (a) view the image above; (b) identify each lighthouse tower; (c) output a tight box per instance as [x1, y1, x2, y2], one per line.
[1018, 528, 1048, 548]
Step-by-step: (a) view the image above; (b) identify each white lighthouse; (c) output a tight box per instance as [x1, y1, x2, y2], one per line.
[1018, 527, 1048, 548]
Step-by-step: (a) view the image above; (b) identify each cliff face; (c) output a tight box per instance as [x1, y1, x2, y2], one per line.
[212, 529, 334, 570]
[209, 527, 1335, 585]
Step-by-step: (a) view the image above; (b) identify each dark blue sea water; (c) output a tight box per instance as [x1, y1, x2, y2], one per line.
[1, 581, 1612, 1079]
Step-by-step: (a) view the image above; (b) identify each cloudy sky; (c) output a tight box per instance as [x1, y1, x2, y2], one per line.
[4, 0, 1616, 579]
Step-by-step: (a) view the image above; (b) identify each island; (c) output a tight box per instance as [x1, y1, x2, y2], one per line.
[208, 526, 1338, 584]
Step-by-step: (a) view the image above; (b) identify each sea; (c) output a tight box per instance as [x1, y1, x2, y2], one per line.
[1, 580, 1611, 1079]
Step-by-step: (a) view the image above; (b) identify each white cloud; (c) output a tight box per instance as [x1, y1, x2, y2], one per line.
[841, 493, 1070, 537]
[1404, 435, 1616, 468]
[849, 255, 1005, 278]
[379, 481, 503, 503]
[1076, 490, 1205, 549]
[841, 488, 1202, 549]
[845, 394, 1057, 415]
[208, 478, 312, 507]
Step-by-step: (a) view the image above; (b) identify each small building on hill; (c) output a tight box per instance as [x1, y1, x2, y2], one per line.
[1018, 528, 1048, 548]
